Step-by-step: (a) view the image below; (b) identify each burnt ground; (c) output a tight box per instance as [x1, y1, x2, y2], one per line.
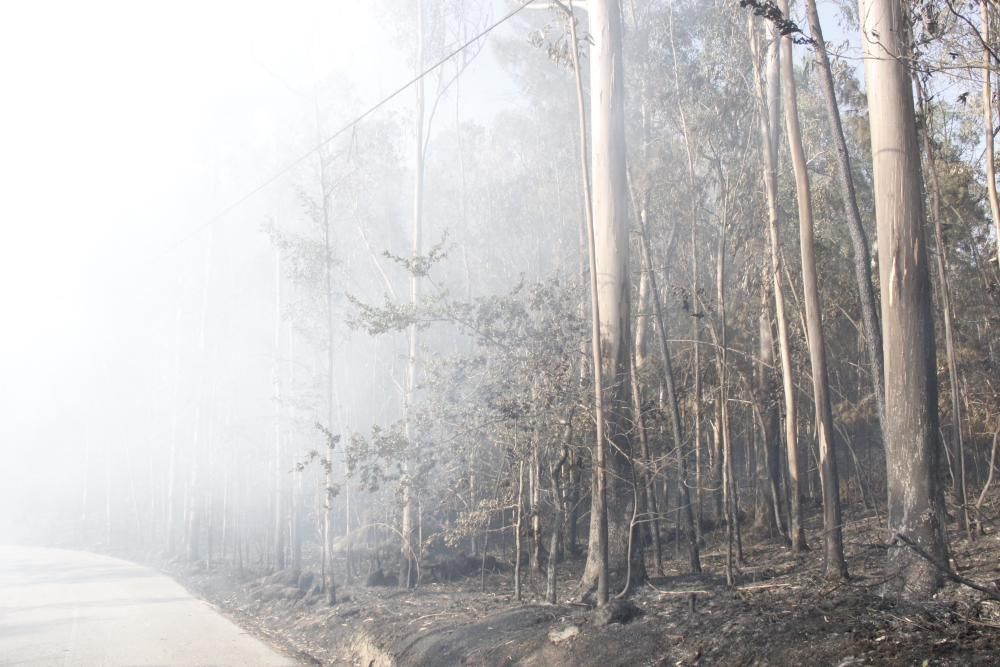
[152, 503, 1000, 666]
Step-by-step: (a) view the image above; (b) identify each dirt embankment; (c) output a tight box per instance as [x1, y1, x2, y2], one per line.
[156, 510, 1000, 666]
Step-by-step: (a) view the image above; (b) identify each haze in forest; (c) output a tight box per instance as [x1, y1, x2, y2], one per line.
[0, 0, 861, 545]
[0, 0, 518, 542]
[1, 2, 999, 663]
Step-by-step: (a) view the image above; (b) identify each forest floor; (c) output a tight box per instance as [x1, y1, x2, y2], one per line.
[154, 502, 1000, 666]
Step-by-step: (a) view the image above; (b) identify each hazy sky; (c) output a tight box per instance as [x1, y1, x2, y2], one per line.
[0, 2, 504, 394]
[2, 0, 385, 363]
[0, 0, 521, 539]
[0, 0, 858, 393]
[0, 0, 522, 380]
[0, 0, 405, 535]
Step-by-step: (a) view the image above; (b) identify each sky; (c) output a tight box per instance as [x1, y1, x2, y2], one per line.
[0, 0, 394, 534]
[0, 0, 521, 368]
[0, 2, 502, 396]
[1, 0, 389, 357]
[0, 0, 525, 540]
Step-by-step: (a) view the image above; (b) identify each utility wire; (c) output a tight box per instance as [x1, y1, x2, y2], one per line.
[162, 0, 539, 258]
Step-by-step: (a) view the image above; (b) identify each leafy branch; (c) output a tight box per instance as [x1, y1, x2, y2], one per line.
[382, 231, 450, 278]
[739, 0, 816, 46]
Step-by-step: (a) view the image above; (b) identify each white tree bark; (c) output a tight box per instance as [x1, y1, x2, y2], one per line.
[777, 0, 846, 578]
[860, 0, 948, 597]
[273, 250, 286, 571]
[982, 1, 1000, 275]
[400, 0, 425, 590]
[749, 17, 805, 552]
[578, 0, 642, 602]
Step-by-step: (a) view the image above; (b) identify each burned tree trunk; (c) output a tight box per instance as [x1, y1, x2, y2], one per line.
[860, 0, 949, 597]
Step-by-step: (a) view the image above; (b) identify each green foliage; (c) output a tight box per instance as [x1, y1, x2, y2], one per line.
[346, 424, 408, 493]
[345, 271, 588, 549]
[738, 1, 814, 45]
[382, 231, 450, 279]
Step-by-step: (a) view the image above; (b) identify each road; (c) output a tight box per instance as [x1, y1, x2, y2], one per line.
[0, 545, 302, 666]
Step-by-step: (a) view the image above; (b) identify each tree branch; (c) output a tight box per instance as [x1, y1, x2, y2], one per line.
[893, 532, 1000, 600]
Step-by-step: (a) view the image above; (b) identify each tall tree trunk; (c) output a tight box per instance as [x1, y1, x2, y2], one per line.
[915, 78, 970, 537]
[860, 0, 948, 597]
[714, 202, 737, 586]
[579, 0, 644, 602]
[546, 444, 569, 604]
[628, 355, 661, 574]
[166, 305, 181, 555]
[629, 13, 662, 576]
[636, 213, 700, 573]
[711, 400, 723, 527]
[691, 228, 704, 544]
[777, 0, 846, 579]
[754, 284, 783, 537]
[220, 452, 229, 564]
[530, 437, 542, 580]
[803, 0, 886, 436]
[514, 459, 525, 602]
[750, 18, 806, 552]
[982, 1, 1000, 276]
[323, 431, 336, 605]
[273, 251, 286, 571]
[565, 450, 580, 558]
[186, 240, 213, 563]
[631, 267, 664, 574]
[319, 122, 337, 606]
[749, 16, 783, 540]
[564, 0, 609, 605]
[400, 0, 425, 590]
[668, 6, 704, 541]
[289, 324, 302, 576]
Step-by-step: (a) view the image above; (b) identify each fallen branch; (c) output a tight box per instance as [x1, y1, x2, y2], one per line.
[957, 613, 1000, 630]
[645, 581, 713, 596]
[736, 582, 801, 592]
[651, 589, 714, 596]
[975, 429, 999, 510]
[408, 611, 456, 626]
[893, 533, 1000, 601]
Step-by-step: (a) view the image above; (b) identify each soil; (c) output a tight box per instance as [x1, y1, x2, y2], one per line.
[153, 504, 1000, 666]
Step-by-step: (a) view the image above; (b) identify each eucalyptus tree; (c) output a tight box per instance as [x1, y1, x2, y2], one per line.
[914, 77, 970, 537]
[387, 0, 490, 590]
[636, 206, 701, 574]
[908, 3, 1000, 491]
[860, 0, 949, 596]
[185, 237, 215, 563]
[528, 0, 642, 603]
[748, 15, 805, 551]
[267, 103, 405, 599]
[579, 0, 646, 604]
[399, 0, 427, 590]
[981, 1, 1000, 275]
[801, 0, 885, 439]
[776, 0, 846, 578]
[269, 140, 340, 599]
[272, 251, 286, 571]
[746, 18, 781, 539]
[620, 0, 703, 576]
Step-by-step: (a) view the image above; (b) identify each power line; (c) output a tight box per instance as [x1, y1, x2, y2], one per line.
[162, 0, 539, 257]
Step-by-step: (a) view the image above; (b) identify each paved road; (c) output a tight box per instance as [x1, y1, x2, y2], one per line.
[0, 546, 301, 666]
